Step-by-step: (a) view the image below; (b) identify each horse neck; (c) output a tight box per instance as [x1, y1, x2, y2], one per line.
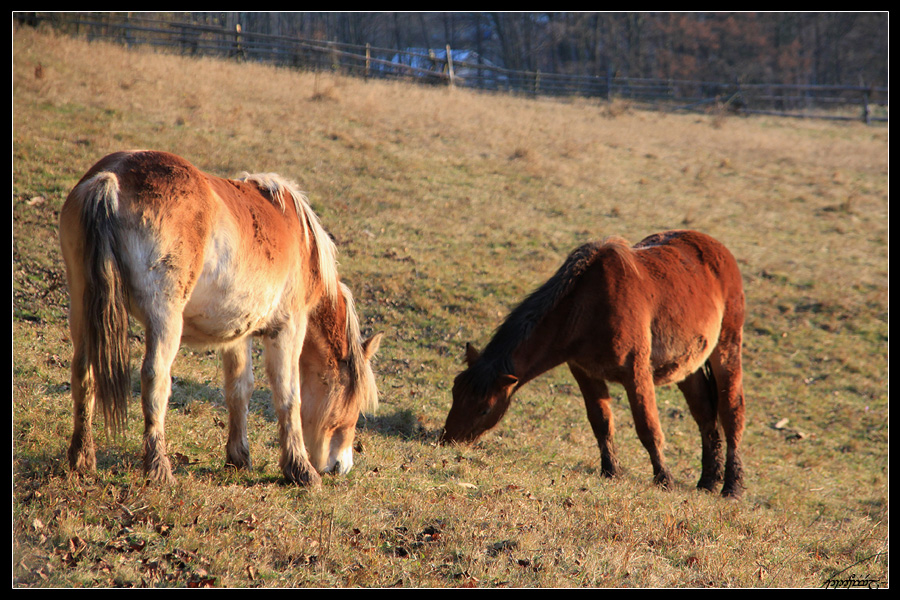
[482, 308, 570, 389]
[484, 242, 609, 388]
[512, 314, 571, 386]
[305, 283, 375, 409]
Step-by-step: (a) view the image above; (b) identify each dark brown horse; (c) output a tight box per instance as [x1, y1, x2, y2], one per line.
[441, 230, 746, 498]
[59, 150, 381, 486]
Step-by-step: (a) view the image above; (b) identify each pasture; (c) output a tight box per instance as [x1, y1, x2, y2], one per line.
[13, 27, 888, 588]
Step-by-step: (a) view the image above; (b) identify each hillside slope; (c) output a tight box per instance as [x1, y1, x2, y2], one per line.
[13, 26, 888, 588]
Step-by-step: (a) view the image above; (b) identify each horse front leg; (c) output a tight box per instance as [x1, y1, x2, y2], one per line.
[223, 338, 254, 470]
[624, 363, 673, 489]
[568, 363, 621, 478]
[263, 320, 321, 487]
[140, 319, 183, 484]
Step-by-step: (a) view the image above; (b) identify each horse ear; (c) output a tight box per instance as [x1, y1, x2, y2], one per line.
[362, 332, 383, 360]
[498, 374, 519, 389]
[464, 343, 481, 367]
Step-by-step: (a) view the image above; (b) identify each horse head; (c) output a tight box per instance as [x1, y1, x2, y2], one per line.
[300, 283, 382, 475]
[440, 343, 518, 444]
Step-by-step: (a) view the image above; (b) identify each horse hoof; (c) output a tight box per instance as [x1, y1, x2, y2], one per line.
[696, 476, 721, 493]
[283, 463, 322, 487]
[600, 456, 621, 478]
[144, 468, 176, 485]
[721, 485, 743, 500]
[143, 456, 175, 485]
[225, 460, 252, 472]
[225, 451, 252, 471]
[653, 469, 674, 489]
[68, 451, 97, 474]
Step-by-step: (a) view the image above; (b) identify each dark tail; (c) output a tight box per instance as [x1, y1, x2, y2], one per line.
[79, 173, 131, 435]
[700, 360, 719, 413]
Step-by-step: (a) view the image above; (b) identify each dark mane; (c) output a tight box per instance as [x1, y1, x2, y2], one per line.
[462, 237, 635, 393]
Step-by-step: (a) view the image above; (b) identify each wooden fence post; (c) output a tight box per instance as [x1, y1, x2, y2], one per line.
[233, 23, 244, 61]
[446, 44, 455, 88]
[862, 89, 871, 125]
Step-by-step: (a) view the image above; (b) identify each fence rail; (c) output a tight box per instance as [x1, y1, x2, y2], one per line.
[21, 13, 889, 124]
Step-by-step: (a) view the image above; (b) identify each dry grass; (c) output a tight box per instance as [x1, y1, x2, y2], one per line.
[14, 26, 888, 588]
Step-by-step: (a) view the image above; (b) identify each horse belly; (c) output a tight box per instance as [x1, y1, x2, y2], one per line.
[650, 316, 722, 385]
[181, 287, 277, 346]
[181, 252, 291, 346]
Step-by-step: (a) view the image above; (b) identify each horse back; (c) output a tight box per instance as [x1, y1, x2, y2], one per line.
[634, 229, 744, 325]
[635, 230, 743, 292]
[567, 231, 742, 385]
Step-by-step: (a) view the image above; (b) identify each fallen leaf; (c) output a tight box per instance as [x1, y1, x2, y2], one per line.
[488, 539, 518, 556]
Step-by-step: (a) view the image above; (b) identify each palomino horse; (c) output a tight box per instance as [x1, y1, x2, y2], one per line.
[59, 150, 382, 486]
[441, 230, 746, 498]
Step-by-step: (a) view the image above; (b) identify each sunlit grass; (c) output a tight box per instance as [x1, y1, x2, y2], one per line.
[13, 25, 888, 587]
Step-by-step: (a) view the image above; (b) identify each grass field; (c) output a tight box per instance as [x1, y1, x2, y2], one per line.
[13, 26, 889, 588]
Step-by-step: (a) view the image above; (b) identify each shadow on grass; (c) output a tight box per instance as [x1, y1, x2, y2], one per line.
[39, 369, 447, 487]
[358, 408, 440, 443]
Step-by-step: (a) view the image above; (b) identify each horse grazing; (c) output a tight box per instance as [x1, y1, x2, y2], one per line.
[441, 230, 746, 498]
[59, 150, 382, 486]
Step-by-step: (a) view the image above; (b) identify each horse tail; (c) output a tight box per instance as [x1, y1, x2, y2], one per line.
[75, 172, 132, 435]
[699, 359, 719, 413]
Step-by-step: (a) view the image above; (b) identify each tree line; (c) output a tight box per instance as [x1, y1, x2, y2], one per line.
[17, 12, 888, 122]
[160, 12, 887, 88]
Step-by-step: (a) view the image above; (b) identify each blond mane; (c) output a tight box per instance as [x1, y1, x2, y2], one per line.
[237, 172, 339, 305]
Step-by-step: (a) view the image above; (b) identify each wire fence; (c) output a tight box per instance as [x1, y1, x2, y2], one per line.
[23, 13, 889, 124]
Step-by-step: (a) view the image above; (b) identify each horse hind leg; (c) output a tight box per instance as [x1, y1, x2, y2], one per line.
[568, 363, 621, 478]
[67, 295, 97, 473]
[140, 316, 184, 484]
[677, 364, 724, 492]
[223, 339, 254, 470]
[710, 332, 746, 499]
